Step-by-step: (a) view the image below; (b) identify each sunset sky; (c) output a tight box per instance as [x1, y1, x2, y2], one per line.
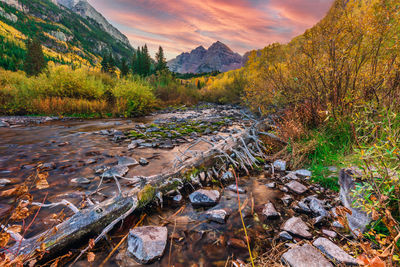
[89, 0, 334, 59]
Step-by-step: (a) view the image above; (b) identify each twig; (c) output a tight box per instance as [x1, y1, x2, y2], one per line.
[27, 199, 79, 214]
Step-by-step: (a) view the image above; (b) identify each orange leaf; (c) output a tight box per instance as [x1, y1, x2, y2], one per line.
[357, 254, 370, 265]
[0, 232, 10, 247]
[87, 252, 95, 263]
[369, 256, 385, 267]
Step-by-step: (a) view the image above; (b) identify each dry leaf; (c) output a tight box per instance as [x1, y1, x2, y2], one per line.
[8, 225, 22, 234]
[370, 256, 385, 267]
[87, 252, 95, 262]
[1, 184, 28, 198]
[0, 232, 10, 247]
[88, 238, 95, 249]
[10, 202, 30, 221]
[36, 172, 49, 190]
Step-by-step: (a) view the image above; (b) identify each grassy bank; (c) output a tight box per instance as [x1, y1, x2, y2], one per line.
[0, 65, 204, 117]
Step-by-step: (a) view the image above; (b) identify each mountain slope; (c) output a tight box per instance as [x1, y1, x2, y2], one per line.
[168, 41, 243, 74]
[0, 0, 134, 70]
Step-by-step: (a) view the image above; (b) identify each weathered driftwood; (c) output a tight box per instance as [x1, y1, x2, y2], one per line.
[8, 120, 265, 261]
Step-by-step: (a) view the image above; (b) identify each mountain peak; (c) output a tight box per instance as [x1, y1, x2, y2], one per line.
[168, 42, 243, 74]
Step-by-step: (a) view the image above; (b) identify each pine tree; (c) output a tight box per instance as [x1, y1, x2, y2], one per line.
[120, 58, 129, 77]
[142, 44, 151, 76]
[131, 50, 138, 75]
[24, 37, 47, 76]
[155, 46, 167, 72]
[101, 53, 109, 73]
[107, 53, 116, 75]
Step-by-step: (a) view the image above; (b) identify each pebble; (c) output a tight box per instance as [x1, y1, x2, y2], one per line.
[0, 121, 9, 127]
[172, 194, 183, 203]
[226, 184, 246, 194]
[127, 226, 168, 264]
[284, 172, 299, 180]
[322, 229, 337, 239]
[282, 217, 312, 239]
[294, 169, 312, 178]
[189, 189, 220, 207]
[273, 160, 287, 171]
[0, 179, 11, 186]
[139, 158, 149, 166]
[313, 237, 358, 265]
[286, 181, 308, 194]
[281, 194, 293, 206]
[262, 202, 280, 219]
[333, 221, 344, 228]
[266, 182, 276, 188]
[282, 244, 333, 267]
[279, 231, 293, 241]
[118, 156, 139, 167]
[204, 209, 228, 224]
[71, 177, 91, 184]
[103, 165, 129, 178]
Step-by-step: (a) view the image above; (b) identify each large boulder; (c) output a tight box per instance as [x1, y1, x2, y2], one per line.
[339, 168, 371, 234]
[127, 226, 168, 264]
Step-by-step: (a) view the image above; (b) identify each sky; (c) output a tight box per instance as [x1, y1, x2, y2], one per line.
[89, 0, 334, 59]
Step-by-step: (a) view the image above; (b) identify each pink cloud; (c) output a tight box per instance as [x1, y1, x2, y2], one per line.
[89, 0, 334, 59]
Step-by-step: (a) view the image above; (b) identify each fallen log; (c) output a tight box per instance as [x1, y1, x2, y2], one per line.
[7, 119, 266, 262]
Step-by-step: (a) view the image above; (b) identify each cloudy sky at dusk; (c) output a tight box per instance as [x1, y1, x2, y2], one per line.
[89, 0, 334, 59]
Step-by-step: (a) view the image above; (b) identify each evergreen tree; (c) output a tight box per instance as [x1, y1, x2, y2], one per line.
[120, 58, 130, 77]
[155, 46, 167, 72]
[131, 49, 139, 75]
[142, 44, 151, 76]
[24, 37, 47, 76]
[101, 53, 109, 73]
[107, 53, 116, 75]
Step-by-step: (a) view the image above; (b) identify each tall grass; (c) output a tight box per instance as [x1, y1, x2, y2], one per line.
[0, 64, 156, 117]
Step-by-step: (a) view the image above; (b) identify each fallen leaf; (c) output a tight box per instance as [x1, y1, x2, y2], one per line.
[36, 172, 49, 190]
[8, 225, 22, 234]
[370, 256, 385, 267]
[87, 252, 95, 262]
[0, 232, 10, 247]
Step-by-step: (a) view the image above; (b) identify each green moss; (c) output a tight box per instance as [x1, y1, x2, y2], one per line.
[138, 184, 156, 208]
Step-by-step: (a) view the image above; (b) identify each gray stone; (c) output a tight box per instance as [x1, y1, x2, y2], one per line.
[279, 231, 293, 241]
[282, 244, 333, 267]
[328, 166, 338, 172]
[103, 165, 129, 178]
[226, 184, 246, 194]
[189, 189, 220, 207]
[294, 169, 312, 178]
[339, 169, 371, 234]
[118, 157, 139, 167]
[282, 217, 312, 239]
[127, 226, 168, 264]
[0, 179, 11, 186]
[332, 221, 344, 228]
[284, 172, 299, 180]
[204, 209, 227, 224]
[286, 181, 308, 194]
[313, 237, 358, 265]
[84, 158, 97, 165]
[266, 182, 276, 188]
[294, 200, 311, 213]
[322, 229, 337, 238]
[0, 7, 18, 22]
[139, 158, 149, 166]
[172, 194, 183, 203]
[71, 177, 91, 184]
[262, 202, 280, 219]
[199, 172, 206, 182]
[273, 160, 287, 171]
[308, 197, 329, 217]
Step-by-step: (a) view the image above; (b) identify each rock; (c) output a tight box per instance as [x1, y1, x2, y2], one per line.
[273, 160, 287, 171]
[279, 186, 289, 193]
[266, 182, 276, 188]
[221, 171, 233, 181]
[308, 197, 329, 217]
[281, 194, 293, 206]
[118, 157, 139, 167]
[71, 177, 91, 184]
[282, 244, 333, 267]
[281, 217, 312, 239]
[227, 238, 247, 249]
[332, 221, 344, 228]
[139, 158, 149, 166]
[284, 172, 299, 180]
[189, 189, 220, 207]
[294, 169, 312, 178]
[204, 209, 228, 224]
[100, 130, 110, 135]
[328, 166, 338, 172]
[0, 179, 11, 186]
[172, 194, 183, 203]
[322, 229, 337, 238]
[279, 231, 293, 241]
[199, 172, 206, 183]
[204, 128, 212, 135]
[313, 237, 358, 265]
[0, 120, 9, 127]
[226, 184, 246, 194]
[103, 165, 129, 178]
[127, 226, 168, 264]
[84, 158, 97, 165]
[339, 168, 371, 234]
[294, 200, 311, 214]
[286, 181, 308, 194]
[262, 202, 280, 219]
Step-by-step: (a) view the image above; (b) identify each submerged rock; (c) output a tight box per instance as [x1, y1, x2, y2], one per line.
[127, 226, 168, 264]
[313, 237, 358, 265]
[286, 181, 308, 194]
[118, 157, 139, 167]
[71, 177, 91, 185]
[204, 209, 228, 224]
[282, 217, 312, 239]
[189, 189, 220, 207]
[282, 244, 333, 267]
[103, 165, 129, 178]
[0, 120, 9, 127]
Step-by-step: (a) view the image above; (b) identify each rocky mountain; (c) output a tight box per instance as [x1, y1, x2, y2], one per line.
[168, 41, 243, 74]
[0, 0, 133, 70]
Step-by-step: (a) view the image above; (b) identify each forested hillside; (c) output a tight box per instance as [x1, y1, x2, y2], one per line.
[0, 0, 134, 71]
